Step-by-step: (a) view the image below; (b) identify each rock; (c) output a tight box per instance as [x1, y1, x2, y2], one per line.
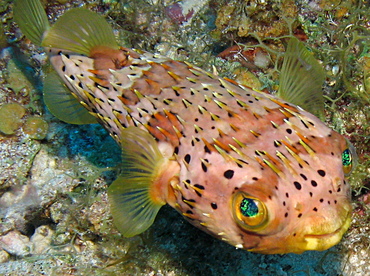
[30, 225, 54, 254]
[0, 230, 32, 257]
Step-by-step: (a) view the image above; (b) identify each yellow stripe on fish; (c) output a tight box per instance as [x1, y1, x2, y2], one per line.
[14, 0, 357, 254]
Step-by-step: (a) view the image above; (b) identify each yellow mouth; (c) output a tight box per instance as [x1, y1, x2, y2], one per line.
[303, 214, 352, 251]
[304, 226, 342, 239]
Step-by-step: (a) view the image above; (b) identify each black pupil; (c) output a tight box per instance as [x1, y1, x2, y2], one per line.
[342, 149, 351, 167]
[240, 198, 258, 217]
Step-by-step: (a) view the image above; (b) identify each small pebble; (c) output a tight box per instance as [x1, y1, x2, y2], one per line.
[23, 116, 49, 140]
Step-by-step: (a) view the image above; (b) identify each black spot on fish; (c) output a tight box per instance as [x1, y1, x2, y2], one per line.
[69, 75, 75, 80]
[186, 210, 193, 214]
[300, 174, 307, 181]
[309, 192, 313, 197]
[274, 140, 281, 147]
[174, 147, 179, 154]
[313, 207, 318, 212]
[285, 212, 288, 218]
[298, 213, 302, 218]
[194, 184, 205, 190]
[283, 201, 286, 206]
[173, 89, 180, 96]
[163, 99, 172, 105]
[286, 128, 292, 134]
[182, 196, 195, 209]
[224, 170, 234, 179]
[248, 100, 253, 104]
[204, 145, 211, 153]
[62, 65, 66, 72]
[252, 177, 258, 181]
[237, 101, 244, 108]
[286, 192, 289, 198]
[293, 181, 302, 190]
[317, 170, 326, 177]
[319, 198, 324, 203]
[311, 180, 318, 187]
[184, 154, 191, 164]
[211, 202, 218, 209]
[201, 162, 207, 172]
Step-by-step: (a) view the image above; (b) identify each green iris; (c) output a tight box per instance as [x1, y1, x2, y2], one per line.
[342, 148, 352, 167]
[240, 198, 258, 217]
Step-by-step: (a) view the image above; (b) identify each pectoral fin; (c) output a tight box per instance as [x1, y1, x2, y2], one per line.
[108, 127, 179, 237]
[43, 72, 97, 124]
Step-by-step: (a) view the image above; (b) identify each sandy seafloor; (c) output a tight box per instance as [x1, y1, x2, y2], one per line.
[0, 0, 369, 275]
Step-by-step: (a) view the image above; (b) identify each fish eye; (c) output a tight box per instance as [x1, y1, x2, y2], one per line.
[232, 192, 268, 231]
[342, 140, 357, 176]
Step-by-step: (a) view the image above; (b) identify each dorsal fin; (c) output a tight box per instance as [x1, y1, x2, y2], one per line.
[42, 8, 118, 56]
[277, 37, 325, 117]
[43, 72, 97, 125]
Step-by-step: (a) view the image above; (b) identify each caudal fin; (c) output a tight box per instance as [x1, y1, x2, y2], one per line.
[14, 0, 118, 56]
[14, 0, 50, 46]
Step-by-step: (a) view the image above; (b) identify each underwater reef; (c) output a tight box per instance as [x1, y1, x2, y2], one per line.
[0, 0, 369, 275]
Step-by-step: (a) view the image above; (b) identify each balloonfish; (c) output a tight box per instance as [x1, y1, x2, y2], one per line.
[14, 0, 357, 254]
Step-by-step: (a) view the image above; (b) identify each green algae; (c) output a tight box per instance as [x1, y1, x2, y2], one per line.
[0, 102, 26, 135]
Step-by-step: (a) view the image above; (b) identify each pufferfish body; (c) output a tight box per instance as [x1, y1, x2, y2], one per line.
[14, 0, 356, 254]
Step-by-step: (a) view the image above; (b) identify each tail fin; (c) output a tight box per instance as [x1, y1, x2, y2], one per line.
[13, 0, 50, 46]
[14, 0, 118, 56]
